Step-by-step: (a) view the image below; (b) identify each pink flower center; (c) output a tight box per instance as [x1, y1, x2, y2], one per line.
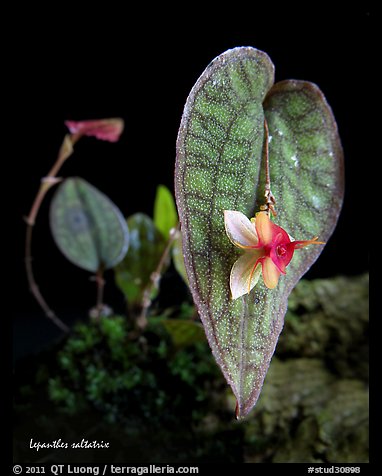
[276, 244, 287, 258]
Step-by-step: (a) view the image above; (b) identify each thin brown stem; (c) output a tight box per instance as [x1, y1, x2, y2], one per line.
[137, 223, 180, 330]
[24, 133, 79, 332]
[25, 225, 70, 333]
[46, 133, 81, 177]
[260, 118, 277, 217]
[25, 135, 75, 226]
[263, 119, 270, 188]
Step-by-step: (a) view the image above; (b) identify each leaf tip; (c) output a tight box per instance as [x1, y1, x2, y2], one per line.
[235, 400, 240, 419]
[235, 400, 246, 420]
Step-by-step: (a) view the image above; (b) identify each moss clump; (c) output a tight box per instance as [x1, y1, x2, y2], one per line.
[48, 314, 225, 426]
[14, 274, 368, 463]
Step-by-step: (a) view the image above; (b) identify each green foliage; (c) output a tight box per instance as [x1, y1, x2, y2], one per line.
[15, 275, 368, 463]
[114, 213, 166, 309]
[154, 185, 188, 285]
[153, 184, 189, 288]
[50, 177, 129, 272]
[153, 185, 178, 240]
[48, 313, 220, 424]
[175, 47, 344, 417]
[15, 47, 366, 464]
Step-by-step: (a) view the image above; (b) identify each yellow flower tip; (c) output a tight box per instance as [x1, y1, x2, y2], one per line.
[294, 237, 326, 249]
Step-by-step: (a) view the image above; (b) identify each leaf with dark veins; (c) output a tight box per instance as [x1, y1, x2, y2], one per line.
[175, 47, 344, 418]
[50, 177, 129, 273]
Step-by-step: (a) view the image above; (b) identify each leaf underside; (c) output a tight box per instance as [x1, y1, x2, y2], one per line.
[50, 177, 129, 272]
[175, 47, 344, 418]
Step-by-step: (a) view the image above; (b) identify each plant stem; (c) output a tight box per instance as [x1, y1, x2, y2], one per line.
[25, 222, 70, 333]
[95, 266, 105, 320]
[24, 133, 79, 333]
[25, 135, 76, 227]
[137, 223, 180, 330]
[260, 118, 277, 216]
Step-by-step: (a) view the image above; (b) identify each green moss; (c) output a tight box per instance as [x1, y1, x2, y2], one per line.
[45, 314, 221, 427]
[15, 275, 368, 463]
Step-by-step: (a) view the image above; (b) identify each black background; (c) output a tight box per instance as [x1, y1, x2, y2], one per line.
[10, 9, 370, 349]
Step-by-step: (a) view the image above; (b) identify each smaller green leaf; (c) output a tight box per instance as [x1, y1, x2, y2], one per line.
[114, 213, 165, 307]
[50, 177, 129, 272]
[172, 233, 189, 287]
[153, 184, 178, 239]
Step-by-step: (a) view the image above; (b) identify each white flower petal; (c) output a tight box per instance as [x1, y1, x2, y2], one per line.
[261, 257, 281, 289]
[224, 210, 258, 249]
[230, 250, 263, 299]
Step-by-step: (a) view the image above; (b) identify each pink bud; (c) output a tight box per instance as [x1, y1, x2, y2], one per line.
[65, 118, 124, 142]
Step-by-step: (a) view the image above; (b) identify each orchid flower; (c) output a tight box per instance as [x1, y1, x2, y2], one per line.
[224, 210, 324, 299]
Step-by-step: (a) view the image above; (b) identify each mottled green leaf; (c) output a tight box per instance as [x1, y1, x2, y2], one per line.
[153, 184, 178, 239]
[50, 177, 129, 272]
[175, 47, 344, 417]
[114, 213, 165, 307]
